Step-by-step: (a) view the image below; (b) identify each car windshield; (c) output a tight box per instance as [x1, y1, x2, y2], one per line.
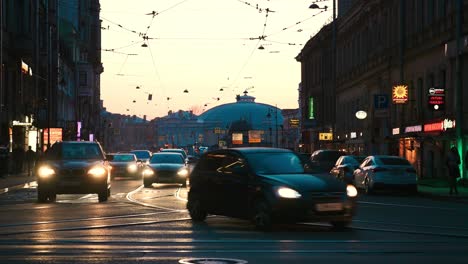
[161, 149, 187, 158]
[315, 151, 345, 161]
[62, 144, 102, 160]
[348, 156, 366, 165]
[131, 151, 150, 159]
[150, 154, 184, 164]
[245, 152, 304, 174]
[379, 157, 411, 166]
[112, 154, 135, 162]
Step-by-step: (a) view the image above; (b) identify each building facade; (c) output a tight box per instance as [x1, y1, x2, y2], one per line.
[297, 0, 468, 179]
[0, 0, 102, 160]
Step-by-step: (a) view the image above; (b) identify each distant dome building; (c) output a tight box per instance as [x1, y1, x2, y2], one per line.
[198, 92, 283, 148]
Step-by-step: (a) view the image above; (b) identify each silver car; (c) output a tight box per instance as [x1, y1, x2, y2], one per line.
[353, 155, 418, 194]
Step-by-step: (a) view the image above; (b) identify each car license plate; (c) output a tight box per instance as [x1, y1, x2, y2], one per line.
[62, 181, 80, 187]
[315, 202, 343, 212]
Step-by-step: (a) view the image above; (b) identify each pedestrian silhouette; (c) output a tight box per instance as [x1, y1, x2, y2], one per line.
[25, 146, 36, 177]
[446, 146, 460, 195]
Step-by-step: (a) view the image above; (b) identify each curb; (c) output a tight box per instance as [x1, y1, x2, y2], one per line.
[0, 181, 37, 195]
[417, 190, 468, 204]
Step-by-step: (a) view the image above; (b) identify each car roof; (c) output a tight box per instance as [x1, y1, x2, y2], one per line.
[160, 148, 185, 151]
[369, 155, 406, 159]
[313, 149, 345, 153]
[59, 141, 99, 144]
[224, 147, 293, 154]
[153, 152, 184, 156]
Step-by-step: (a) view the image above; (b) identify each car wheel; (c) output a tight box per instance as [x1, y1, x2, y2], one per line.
[98, 187, 108, 202]
[143, 178, 152, 188]
[48, 192, 57, 202]
[330, 221, 351, 230]
[364, 178, 373, 195]
[37, 187, 48, 203]
[187, 194, 207, 222]
[107, 188, 111, 197]
[252, 200, 272, 231]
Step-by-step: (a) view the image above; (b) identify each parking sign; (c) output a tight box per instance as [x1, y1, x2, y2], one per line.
[374, 94, 389, 109]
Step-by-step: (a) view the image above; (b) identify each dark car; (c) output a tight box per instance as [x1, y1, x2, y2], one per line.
[130, 150, 152, 164]
[35, 141, 111, 203]
[107, 153, 140, 179]
[187, 147, 358, 230]
[308, 149, 347, 173]
[142, 152, 189, 187]
[330, 155, 367, 183]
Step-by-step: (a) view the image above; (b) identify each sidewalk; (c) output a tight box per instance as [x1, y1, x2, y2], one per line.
[0, 172, 36, 195]
[416, 178, 468, 202]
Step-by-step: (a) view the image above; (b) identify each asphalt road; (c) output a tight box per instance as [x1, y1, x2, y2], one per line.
[0, 178, 467, 264]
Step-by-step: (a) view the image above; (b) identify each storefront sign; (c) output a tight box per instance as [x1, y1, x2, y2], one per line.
[392, 85, 409, 104]
[424, 119, 456, 132]
[289, 119, 299, 128]
[232, 133, 243, 145]
[392, 128, 400, 135]
[308, 97, 315, 119]
[12, 120, 32, 126]
[43, 128, 63, 151]
[319, 133, 333, 141]
[443, 119, 456, 130]
[404, 125, 422, 133]
[428, 87, 445, 110]
[248, 130, 261, 143]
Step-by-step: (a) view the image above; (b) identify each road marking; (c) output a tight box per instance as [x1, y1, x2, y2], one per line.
[353, 219, 468, 231]
[0, 216, 193, 236]
[0, 181, 37, 195]
[175, 186, 188, 202]
[126, 185, 186, 212]
[358, 201, 459, 210]
[79, 194, 95, 200]
[300, 222, 468, 239]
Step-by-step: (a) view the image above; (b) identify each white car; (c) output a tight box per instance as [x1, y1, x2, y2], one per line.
[353, 155, 418, 194]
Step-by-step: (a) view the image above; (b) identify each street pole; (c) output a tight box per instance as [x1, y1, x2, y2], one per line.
[275, 105, 279, 148]
[455, 0, 465, 179]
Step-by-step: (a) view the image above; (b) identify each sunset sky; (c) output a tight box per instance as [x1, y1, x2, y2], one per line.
[99, 0, 333, 119]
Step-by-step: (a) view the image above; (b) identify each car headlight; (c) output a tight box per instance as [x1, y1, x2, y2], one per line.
[127, 164, 138, 173]
[177, 168, 189, 177]
[346, 184, 358, 197]
[277, 187, 302, 199]
[37, 166, 55, 178]
[142, 168, 154, 177]
[88, 166, 107, 177]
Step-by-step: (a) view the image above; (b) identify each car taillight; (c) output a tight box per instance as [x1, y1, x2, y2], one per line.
[406, 168, 416, 173]
[371, 167, 387, 172]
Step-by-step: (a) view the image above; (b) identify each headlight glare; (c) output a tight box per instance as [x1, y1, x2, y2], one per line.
[38, 166, 55, 178]
[177, 168, 188, 177]
[127, 164, 138, 173]
[88, 166, 107, 177]
[143, 168, 154, 176]
[347, 184, 358, 197]
[277, 187, 302, 199]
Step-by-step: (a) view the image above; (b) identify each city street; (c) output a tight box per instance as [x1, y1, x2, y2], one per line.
[0, 178, 467, 264]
